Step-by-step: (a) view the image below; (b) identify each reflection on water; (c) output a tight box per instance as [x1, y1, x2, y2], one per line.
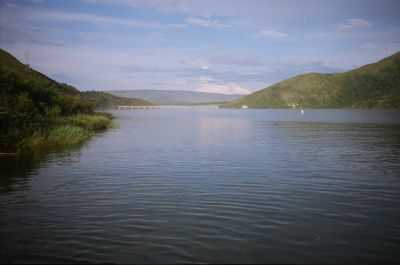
[1, 109, 400, 263]
[0, 143, 90, 193]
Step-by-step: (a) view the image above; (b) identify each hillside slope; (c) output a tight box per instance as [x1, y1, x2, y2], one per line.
[224, 51, 400, 108]
[0, 48, 152, 108]
[0, 49, 135, 152]
[0, 48, 93, 119]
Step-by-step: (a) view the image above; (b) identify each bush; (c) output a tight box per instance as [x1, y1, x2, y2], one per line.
[69, 114, 112, 131]
[47, 125, 92, 146]
[18, 125, 92, 152]
[1, 49, 114, 154]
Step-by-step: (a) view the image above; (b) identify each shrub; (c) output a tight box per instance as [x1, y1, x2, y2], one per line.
[69, 114, 112, 131]
[46, 125, 92, 146]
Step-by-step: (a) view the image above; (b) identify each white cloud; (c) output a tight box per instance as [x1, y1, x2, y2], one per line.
[360, 42, 377, 49]
[81, 0, 237, 17]
[257, 30, 288, 39]
[210, 55, 265, 67]
[197, 81, 250, 95]
[338, 18, 371, 32]
[5, 2, 18, 8]
[185, 17, 228, 28]
[24, 8, 186, 29]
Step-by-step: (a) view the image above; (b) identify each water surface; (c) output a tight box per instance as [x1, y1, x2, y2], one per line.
[1, 109, 400, 263]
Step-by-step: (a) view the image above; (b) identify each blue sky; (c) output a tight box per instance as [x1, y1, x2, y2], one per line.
[1, 0, 400, 94]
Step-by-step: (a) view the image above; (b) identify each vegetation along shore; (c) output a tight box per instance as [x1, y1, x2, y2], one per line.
[0, 49, 150, 155]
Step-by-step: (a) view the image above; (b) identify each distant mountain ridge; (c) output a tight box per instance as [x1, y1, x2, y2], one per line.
[107, 89, 243, 105]
[224, 51, 400, 109]
[81, 91, 153, 109]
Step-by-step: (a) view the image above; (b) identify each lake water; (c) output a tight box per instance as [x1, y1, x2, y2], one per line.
[1, 109, 400, 263]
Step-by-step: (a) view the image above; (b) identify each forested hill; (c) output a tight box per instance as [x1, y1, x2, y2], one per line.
[0, 48, 150, 152]
[0, 49, 152, 110]
[224, 51, 400, 109]
[0, 48, 92, 120]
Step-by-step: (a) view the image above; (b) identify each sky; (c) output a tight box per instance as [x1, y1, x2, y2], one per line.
[1, 0, 400, 94]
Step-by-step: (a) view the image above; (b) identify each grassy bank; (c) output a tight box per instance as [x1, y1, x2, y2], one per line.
[68, 113, 113, 131]
[0, 49, 157, 157]
[17, 112, 113, 154]
[0, 49, 120, 156]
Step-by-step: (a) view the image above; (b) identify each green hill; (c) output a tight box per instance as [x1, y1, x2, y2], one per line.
[0, 49, 92, 118]
[223, 51, 400, 109]
[0, 48, 148, 153]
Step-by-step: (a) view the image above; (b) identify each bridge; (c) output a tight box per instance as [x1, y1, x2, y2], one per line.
[117, 105, 219, 110]
[117, 105, 161, 110]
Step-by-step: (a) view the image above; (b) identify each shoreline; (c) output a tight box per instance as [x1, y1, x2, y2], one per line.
[6, 112, 114, 157]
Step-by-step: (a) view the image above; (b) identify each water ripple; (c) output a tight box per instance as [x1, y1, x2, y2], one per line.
[1, 109, 400, 263]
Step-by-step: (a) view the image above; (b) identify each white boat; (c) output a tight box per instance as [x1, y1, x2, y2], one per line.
[300, 109, 305, 115]
[241, 105, 249, 109]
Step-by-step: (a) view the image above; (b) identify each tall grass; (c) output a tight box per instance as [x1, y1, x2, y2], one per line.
[19, 125, 92, 152]
[47, 125, 93, 146]
[69, 113, 113, 131]
[17, 112, 113, 154]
